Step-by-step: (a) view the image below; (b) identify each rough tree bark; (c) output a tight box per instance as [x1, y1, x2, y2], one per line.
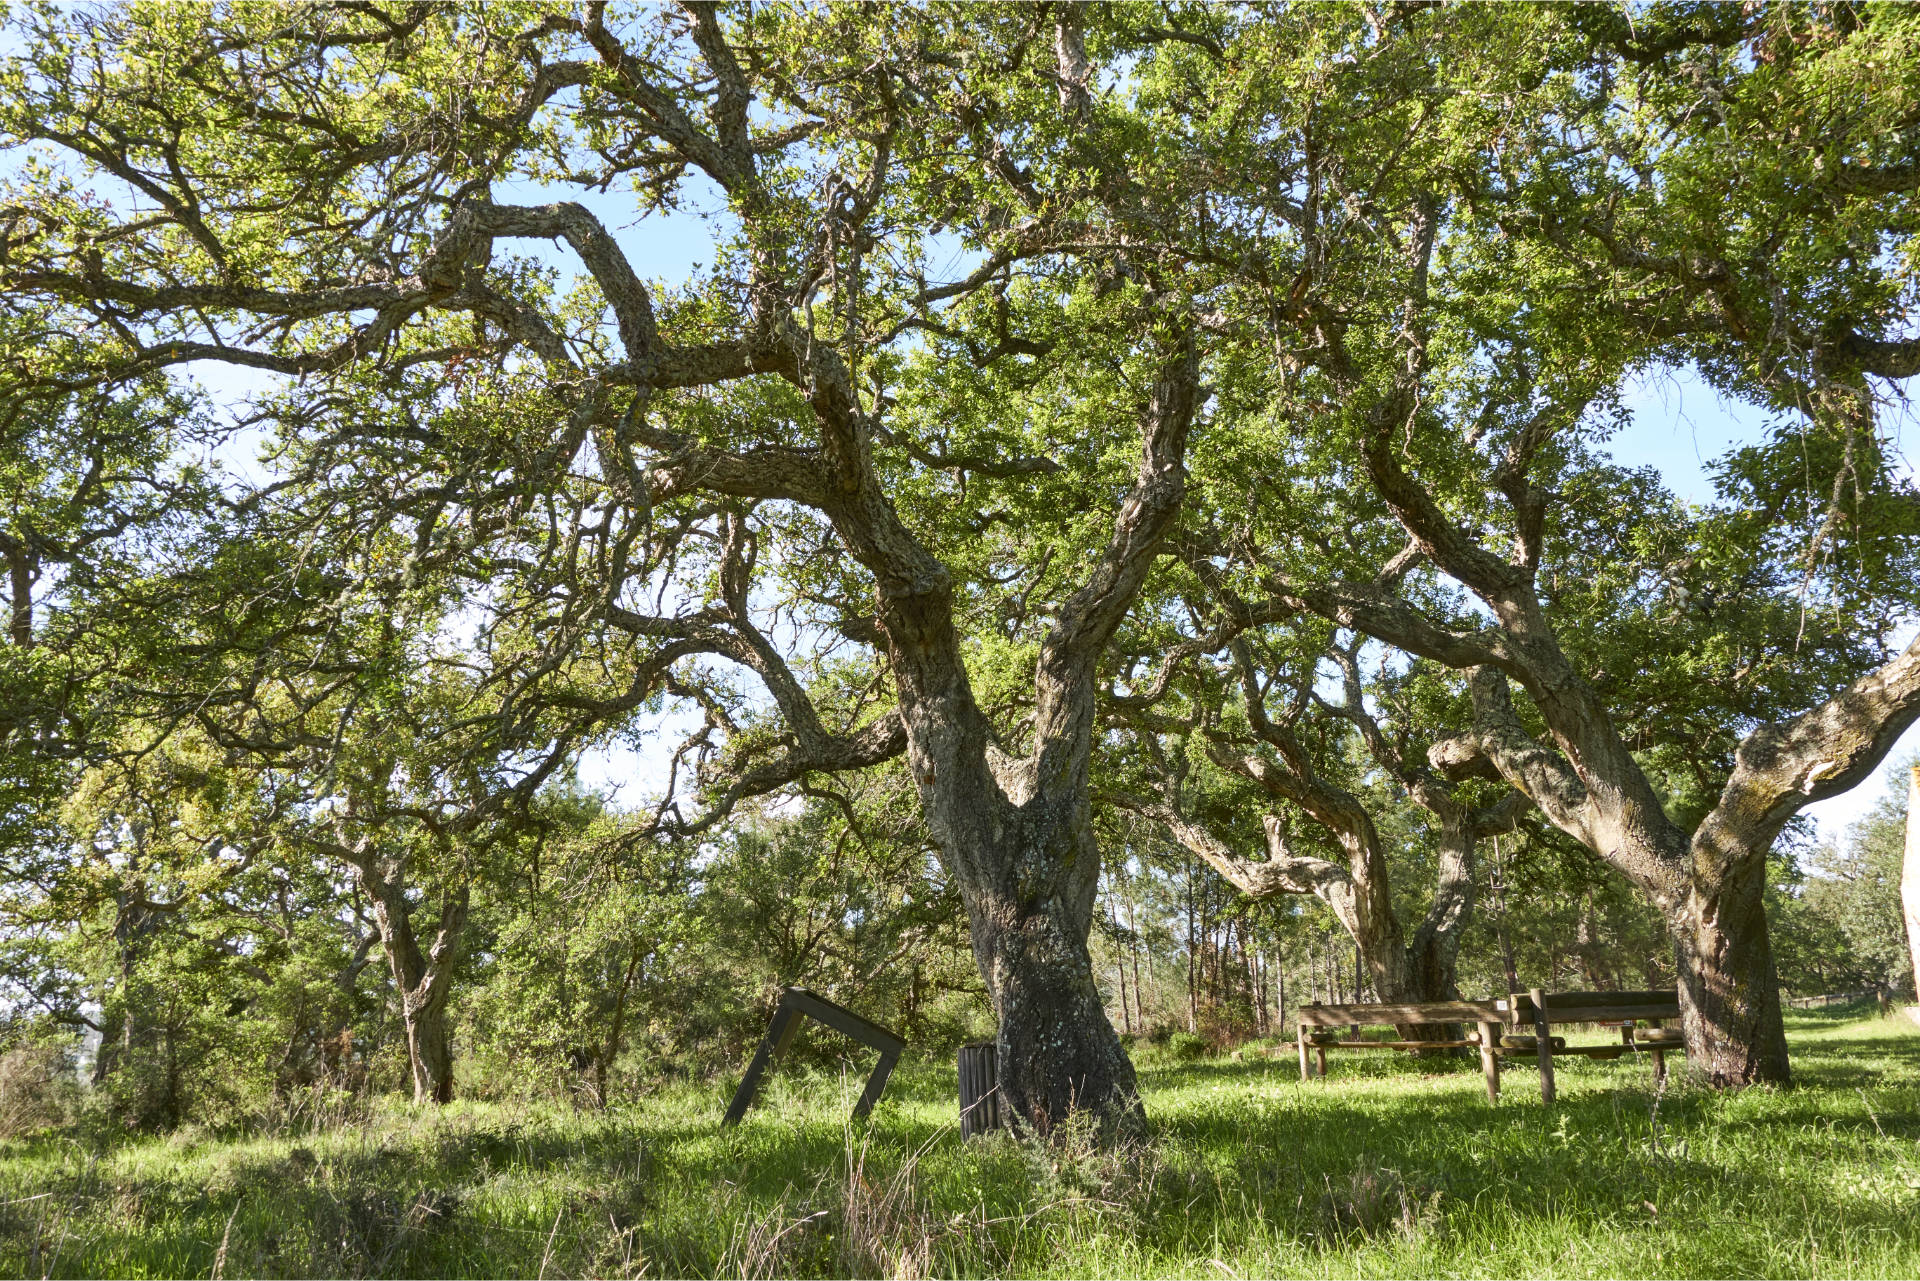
[1405, 636, 1920, 1085]
[882, 338, 1198, 1132]
[1237, 227, 1920, 1083]
[1670, 852, 1788, 1085]
[1404, 804, 1481, 1007]
[4, 540, 32, 648]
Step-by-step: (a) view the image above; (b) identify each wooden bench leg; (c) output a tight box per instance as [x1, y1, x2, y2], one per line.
[1648, 1017, 1667, 1085]
[1479, 1019, 1501, 1103]
[1298, 1025, 1312, 1080]
[1317, 1044, 1328, 1078]
[1530, 986, 1556, 1105]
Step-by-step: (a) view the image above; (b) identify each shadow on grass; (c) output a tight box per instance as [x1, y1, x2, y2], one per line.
[8, 1026, 1920, 1279]
[1125, 1052, 1919, 1262]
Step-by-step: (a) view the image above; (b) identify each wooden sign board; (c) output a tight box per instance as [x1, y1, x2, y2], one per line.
[722, 986, 905, 1126]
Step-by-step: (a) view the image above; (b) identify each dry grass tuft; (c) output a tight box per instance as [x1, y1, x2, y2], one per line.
[1319, 1155, 1447, 1244]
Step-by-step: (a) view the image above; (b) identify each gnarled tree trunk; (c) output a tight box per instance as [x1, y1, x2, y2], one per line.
[1417, 642, 1920, 1088]
[915, 763, 1144, 1132]
[403, 983, 457, 1105]
[1400, 805, 1481, 1045]
[975, 887, 1136, 1129]
[1431, 665, 1804, 1086]
[1128, 650, 1523, 1050]
[1316, 348, 1920, 1087]
[1672, 858, 1791, 1086]
[356, 859, 468, 1105]
[878, 336, 1196, 1134]
[1145, 798, 1474, 1045]
[1405, 805, 1477, 999]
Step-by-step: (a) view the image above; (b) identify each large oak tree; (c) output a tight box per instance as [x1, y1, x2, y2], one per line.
[0, 1, 1244, 1128]
[1139, 2, 1920, 1085]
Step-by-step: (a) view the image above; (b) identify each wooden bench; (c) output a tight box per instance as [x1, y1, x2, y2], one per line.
[1296, 1000, 1505, 1101]
[1298, 990, 1689, 1104]
[1494, 988, 1687, 1104]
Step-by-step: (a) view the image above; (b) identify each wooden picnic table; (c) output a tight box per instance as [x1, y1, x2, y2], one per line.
[1297, 989, 1690, 1103]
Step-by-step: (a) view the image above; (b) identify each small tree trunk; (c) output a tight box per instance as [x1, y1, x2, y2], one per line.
[406, 999, 456, 1105]
[595, 941, 645, 1108]
[1902, 766, 1920, 1001]
[1672, 858, 1791, 1086]
[1219, 917, 1233, 1032]
[1275, 948, 1286, 1032]
[1496, 907, 1520, 997]
[1242, 930, 1260, 1036]
[1200, 886, 1215, 1021]
[1251, 937, 1267, 1037]
[1186, 860, 1198, 1032]
[7, 542, 32, 648]
[1126, 891, 1146, 1030]
[357, 859, 468, 1106]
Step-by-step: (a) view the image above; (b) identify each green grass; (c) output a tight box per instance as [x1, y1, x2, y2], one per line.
[3, 1005, 1917, 1278]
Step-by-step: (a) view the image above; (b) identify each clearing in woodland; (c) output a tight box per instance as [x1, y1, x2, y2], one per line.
[3, 1004, 1914, 1280]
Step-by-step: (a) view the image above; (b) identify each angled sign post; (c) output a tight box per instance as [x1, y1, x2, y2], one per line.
[723, 987, 905, 1126]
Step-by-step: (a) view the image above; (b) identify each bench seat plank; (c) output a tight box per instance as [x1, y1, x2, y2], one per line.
[1514, 988, 1675, 1009]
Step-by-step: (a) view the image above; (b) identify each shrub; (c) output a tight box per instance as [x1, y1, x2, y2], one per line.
[0, 1043, 79, 1139]
[1167, 1032, 1209, 1061]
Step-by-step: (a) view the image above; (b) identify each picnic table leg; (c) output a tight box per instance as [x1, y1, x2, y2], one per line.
[1529, 987, 1556, 1105]
[1297, 1024, 1312, 1080]
[1479, 1019, 1502, 1103]
[1647, 1017, 1667, 1085]
[1317, 1044, 1328, 1078]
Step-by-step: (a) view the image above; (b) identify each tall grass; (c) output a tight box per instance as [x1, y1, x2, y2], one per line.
[1, 1004, 1914, 1278]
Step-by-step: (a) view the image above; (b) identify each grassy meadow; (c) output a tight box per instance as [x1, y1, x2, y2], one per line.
[3, 1003, 1916, 1279]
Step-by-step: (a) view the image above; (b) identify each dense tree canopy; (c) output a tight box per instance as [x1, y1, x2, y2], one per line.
[0, 1, 1916, 1133]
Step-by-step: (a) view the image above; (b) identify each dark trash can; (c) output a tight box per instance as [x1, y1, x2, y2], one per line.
[958, 1042, 999, 1139]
